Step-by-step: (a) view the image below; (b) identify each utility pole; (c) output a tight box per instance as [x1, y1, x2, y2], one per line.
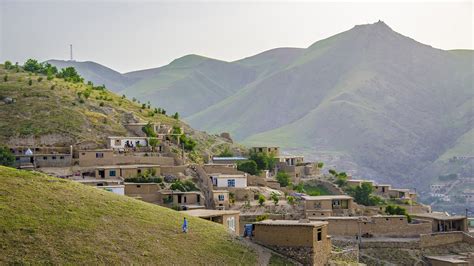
[70, 44, 73, 61]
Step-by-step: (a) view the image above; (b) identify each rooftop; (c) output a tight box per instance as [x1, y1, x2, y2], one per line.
[182, 209, 240, 218]
[159, 190, 203, 195]
[302, 195, 353, 200]
[257, 219, 327, 227]
[96, 164, 160, 169]
[412, 213, 467, 220]
[212, 157, 248, 161]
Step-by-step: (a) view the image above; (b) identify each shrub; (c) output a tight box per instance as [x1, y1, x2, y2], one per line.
[37, 77, 43, 82]
[287, 195, 296, 205]
[385, 204, 411, 222]
[317, 162, 324, 168]
[217, 146, 233, 157]
[270, 192, 279, 206]
[99, 102, 104, 107]
[0, 146, 15, 167]
[3, 75, 7, 82]
[170, 179, 198, 192]
[237, 160, 259, 175]
[4, 61, 12, 69]
[276, 171, 291, 187]
[255, 214, 269, 222]
[258, 194, 266, 206]
[28, 79, 32, 86]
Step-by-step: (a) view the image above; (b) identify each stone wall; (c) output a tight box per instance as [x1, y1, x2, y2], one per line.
[160, 166, 187, 176]
[419, 232, 470, 248]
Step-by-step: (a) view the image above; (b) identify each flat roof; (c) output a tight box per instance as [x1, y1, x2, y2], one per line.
[182, 209, 240, 218]
[15, 153, 71, 157]
[412, 213, 467, 220]
[257, 220, 327, 227]
[211, 174, 247, 178]
[124, 182, 160, 185]
[302, 195, 353, 200]
[159, 190, 202, 195]
[212, 157, 247, 160]
[76, 179, 123, 183]
[213, 190, 229, 193]
[96, 165, 160, 169]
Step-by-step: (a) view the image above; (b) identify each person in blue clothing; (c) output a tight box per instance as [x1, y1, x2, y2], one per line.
[182, 217, 188, 233]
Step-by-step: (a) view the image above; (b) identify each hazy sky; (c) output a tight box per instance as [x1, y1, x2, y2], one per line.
[1, 0, 472, 73]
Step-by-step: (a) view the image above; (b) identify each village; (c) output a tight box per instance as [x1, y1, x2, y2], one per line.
[7, 117, 474, 265]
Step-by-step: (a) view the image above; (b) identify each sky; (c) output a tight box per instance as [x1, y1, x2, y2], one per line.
[1, 0, 472, 73]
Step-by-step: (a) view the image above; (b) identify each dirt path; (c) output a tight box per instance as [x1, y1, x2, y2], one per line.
[241, 238, 272, 265]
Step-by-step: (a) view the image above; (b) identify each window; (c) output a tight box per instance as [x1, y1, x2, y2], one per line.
[227, 217, 235, 231]
[81, 152, 85, 156]
[317, 228, 322, 241]
[96, 153, 104, 158]
[52, 156, 56, 160]
[218, 195, 225, 201]
[227, 179, 235, 187]
[43, 156, 47, 160]
[136, 185, 141, 188]
[60, 156, 64, 160]
[109, 170, 116, 177]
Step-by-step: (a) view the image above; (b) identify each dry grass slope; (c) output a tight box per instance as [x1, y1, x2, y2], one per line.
[0, 166, 257, 264]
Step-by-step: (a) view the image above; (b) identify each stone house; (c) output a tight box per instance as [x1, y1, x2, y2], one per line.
[302, 195, 355, 217]
[14, 153, 72, 169]
[210, 157, 248, 165]
[158, 190, 205, 210]
[210, 173, 248, 188]
[412, 213, 468, 233]
[253, 220, 331, 265]
[182, 209, 240, 235]
[77, 149, 175, 167]
[213, 190, 230, 209]
[251, 146, 280, 156]
[95, 165, 161, 179]
[124, 183, 161, 203]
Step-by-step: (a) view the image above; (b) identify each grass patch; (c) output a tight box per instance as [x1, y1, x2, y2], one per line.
[0, 166, 257, 264]
[303, 183, 332, 196]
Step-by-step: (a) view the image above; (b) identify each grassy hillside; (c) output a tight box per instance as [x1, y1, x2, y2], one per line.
[47, 60, 137, 92]
[0, 166, 257, 264]
[0, 63, 237, 160]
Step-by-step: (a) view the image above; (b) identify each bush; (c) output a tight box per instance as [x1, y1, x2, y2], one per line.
[255, 214, 268, 222]
[217, 146, 233, 157]
[276, 171, 291, 187]
[56, 67, 83, 83]
[170, 179, 198, 192]
[287, 195, 296, 205]
[237, 160, 259, 175]
[385, 204, 411, 222]
[317, 162, 324, 168]
[249, 151, 277, 171]
[28, 79, 32, 86]
[258, 194, 266, 206]
[4, 61, 12, 69]
[124, 176, 163, 183]
[3, 75, 7, 82]
[270, 192, 279, 205]
[37, 77, 43, 82]
[0, 146, 15, 167]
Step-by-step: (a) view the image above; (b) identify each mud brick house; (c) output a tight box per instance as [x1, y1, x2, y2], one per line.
[182, 209, 240, 235]
[210, 173, 248, 188]
[251, 146, 280, 156]
[78, 149, 175, 167]
[253, 220, 331, 265]
[213, 190, 230, 209]
[211, 157, 248, 165]
[412, 213, 468, 232]
[94, 164, 161, 179]
[302, 195, 355, 217]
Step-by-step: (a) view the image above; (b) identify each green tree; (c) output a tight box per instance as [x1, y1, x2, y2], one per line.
[172, 112, 179, 119]
[4, 61, 12, 69]
[258, 194, 266, 206]
[276, 171, 291, 187]
[385, 205, 411, 222]
[23, 59, 42, 72]
[317, 162, 324, 168]
[237, 160, 259, 175]
[3, 75, 7, 82]
[0, 146, 14, 167]
[56, 67, 83, 83]
[350, 182, 376, 206]
[270, 192, 279, 206]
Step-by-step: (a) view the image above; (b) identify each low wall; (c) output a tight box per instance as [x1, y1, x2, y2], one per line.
[161, 166, 187, 176]
[360, 240, 420, 249]
[420, 232, 473, 248]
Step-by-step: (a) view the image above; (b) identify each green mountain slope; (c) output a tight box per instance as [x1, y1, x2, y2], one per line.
[0, 166, 257, 264]
[185, 21, 473, 184]
[47, 60, 137, 91]
[120, 55, 257, 117]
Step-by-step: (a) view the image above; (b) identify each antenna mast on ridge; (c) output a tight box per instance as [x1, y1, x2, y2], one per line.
[70, 44, 73, 61]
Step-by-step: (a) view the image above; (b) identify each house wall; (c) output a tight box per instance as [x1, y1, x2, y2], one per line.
[214, 176, 247, 188]
[96, 166, 161, 179]
[213, 191, 230, 209]
[304, 198, 354, 217]
[254, 224, 330, 265]
[15, 154, 72, 168]
[99, 186, 125, 195]
[161, 166, 187, 176]
[419, 232, 474, 248]
[124, 183, 160, 203]
[170, 193, 202, 206]
[222, 213, 239, 234]
[108, 138, 149, 149]
[78, 150, 175, 167]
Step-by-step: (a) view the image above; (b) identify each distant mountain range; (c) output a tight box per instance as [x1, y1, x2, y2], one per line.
[48, 21, 474, 188]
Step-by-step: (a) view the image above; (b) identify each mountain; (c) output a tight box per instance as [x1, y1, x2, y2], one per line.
[0, 166, 257, 264]
[120, 54, 258, 117]
[183, 21, 474, 186]
[47, 60, 137, 91]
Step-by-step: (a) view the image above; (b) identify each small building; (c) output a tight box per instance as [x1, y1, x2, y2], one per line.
[412, 213, 468, 232]
[158, 190, 205, 210]
[108, 136, 156, 149]
[78, 149, 175, 167]
[182, 209, 240, 235]
[373, 184, 392, 196]
[388, 188, 413, 200]
[346, 179, 375, 187]
[124, 183, 161, 203]
[211, 157, 248, 165]
[253, 220, 331, 265]
[14, 153, 72, 169]
[302, 195, 355, 217]
[210, 173, 247, 188]
[213, 190, 230, 209]
[95, 165, 161, 179]
[276, 154, 304, 166]
[251, 146, 280, 156]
